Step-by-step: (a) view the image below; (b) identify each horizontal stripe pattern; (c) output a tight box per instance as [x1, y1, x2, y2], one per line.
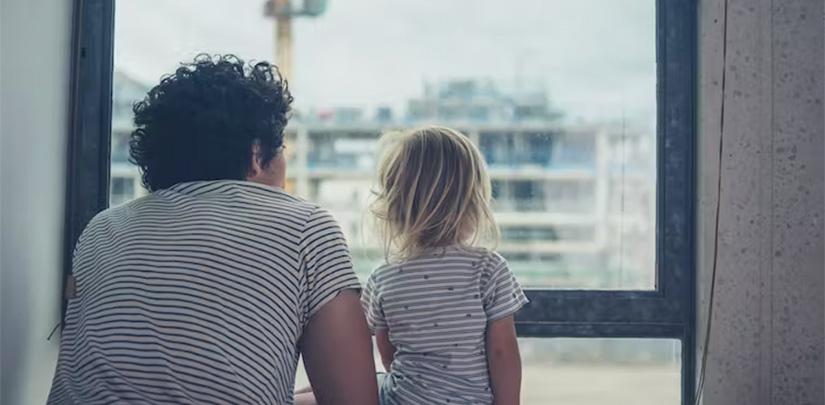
[363, 246, 528, 405]
[48, 180, 361, 405]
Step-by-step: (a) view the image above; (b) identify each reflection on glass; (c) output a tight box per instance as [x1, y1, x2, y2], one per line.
[110, 0, 657, 289]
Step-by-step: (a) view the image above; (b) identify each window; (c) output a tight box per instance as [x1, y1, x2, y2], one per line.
[67, 0, 695, 403]
[108, 176, 134, 206]
[296, 338, 682, 404]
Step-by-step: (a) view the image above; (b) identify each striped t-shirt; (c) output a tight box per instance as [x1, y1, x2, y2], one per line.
[361, 246, 528, 405]
[48, 180, 361, 405]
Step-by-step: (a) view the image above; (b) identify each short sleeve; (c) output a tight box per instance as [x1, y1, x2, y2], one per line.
[300, 207, 362, 321]
[360, 273, 387, 332]
[481, 253, 529, 321]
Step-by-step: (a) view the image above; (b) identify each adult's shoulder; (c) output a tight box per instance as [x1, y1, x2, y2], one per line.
[299, 204, 347, 242]
[226, 181, 317, 211]
[81, 196, 144, 231]
[71, 196, 149, 250]
[204, 181, 322, 226]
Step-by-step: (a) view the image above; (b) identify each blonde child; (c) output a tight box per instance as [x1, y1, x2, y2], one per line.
[363, 125, 528, 405]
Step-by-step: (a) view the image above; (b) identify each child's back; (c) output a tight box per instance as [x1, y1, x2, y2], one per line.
[363, 246, 526, 404]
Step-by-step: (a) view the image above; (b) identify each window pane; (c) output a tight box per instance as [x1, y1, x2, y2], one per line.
[294, 338, 681, 404]
[520, 338, 680, 404]
[109, 175, 134, 206]
[111, 0, 656, 289]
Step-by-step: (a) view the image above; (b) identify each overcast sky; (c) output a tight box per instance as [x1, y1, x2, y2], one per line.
[115, 0, 655, 124]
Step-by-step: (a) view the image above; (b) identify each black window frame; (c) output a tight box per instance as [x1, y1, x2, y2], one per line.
[65, 0, 696, 402]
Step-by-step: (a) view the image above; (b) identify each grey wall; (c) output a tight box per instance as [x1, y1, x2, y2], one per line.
[0, 0, 73, 404]
[697, 0, 825, 404]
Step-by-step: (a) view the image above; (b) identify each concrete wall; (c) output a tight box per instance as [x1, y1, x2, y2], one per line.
[697, 0, 825, 404]
[0, 0, 73, 403]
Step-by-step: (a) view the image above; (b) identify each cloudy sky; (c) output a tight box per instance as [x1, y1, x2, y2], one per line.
[115, 0, 656, 123]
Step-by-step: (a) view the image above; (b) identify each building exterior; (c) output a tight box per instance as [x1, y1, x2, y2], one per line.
[110, 71, 151, 207]
[110, 73, 655, 290]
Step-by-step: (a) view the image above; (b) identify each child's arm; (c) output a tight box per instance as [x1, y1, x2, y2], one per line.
[375, 329, 396, 372]
[486, 315, 522, 405]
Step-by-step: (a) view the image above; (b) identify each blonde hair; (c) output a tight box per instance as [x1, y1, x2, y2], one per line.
[371, 125, 499, 261]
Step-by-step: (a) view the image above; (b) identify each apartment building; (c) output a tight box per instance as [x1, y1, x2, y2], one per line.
[110, 74, 655, 288]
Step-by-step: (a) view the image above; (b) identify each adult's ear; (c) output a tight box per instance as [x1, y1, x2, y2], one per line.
[246, 143, 264, 180]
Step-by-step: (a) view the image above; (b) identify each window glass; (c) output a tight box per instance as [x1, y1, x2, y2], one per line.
[519, 339, 681, 404]
[111, 0, 656, 289]
[109, 176, 135, 206]
[294, 338, 681, 404]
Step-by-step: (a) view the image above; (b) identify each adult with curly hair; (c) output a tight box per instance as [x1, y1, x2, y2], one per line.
[47, 55, 379, 405]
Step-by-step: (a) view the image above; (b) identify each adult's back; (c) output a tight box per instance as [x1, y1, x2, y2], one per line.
[47, 55, 378, 405]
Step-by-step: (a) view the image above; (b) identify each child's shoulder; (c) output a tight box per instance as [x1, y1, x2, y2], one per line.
[458, 247, 511, 285]
[456, 246, 507, 268]
[367, 261, 398, 283]
[368, 246, 507, 278]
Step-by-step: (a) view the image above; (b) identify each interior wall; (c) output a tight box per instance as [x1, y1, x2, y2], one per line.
[0, 0, 73, 404]
[697, 0, 825, 404]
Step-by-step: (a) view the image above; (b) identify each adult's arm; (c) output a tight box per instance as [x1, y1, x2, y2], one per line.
[300, 290, 379, 405]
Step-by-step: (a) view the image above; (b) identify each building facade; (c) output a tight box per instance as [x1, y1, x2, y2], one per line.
[110, 73, 655, 290]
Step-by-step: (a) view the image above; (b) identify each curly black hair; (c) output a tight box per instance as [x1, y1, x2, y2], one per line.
[129, 54, 293, 191]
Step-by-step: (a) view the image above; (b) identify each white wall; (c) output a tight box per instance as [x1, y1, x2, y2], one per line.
[0, 0, 73, 403]
[697, 0, 825, 404]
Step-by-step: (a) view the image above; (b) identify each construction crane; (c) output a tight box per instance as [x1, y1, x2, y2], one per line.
[263, 0, 328, 82]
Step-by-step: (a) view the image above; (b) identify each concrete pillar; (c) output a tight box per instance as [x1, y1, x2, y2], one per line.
[696, 0, 824, 404]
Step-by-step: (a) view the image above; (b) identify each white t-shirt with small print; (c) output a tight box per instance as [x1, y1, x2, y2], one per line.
[361, 246, 529, 405]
